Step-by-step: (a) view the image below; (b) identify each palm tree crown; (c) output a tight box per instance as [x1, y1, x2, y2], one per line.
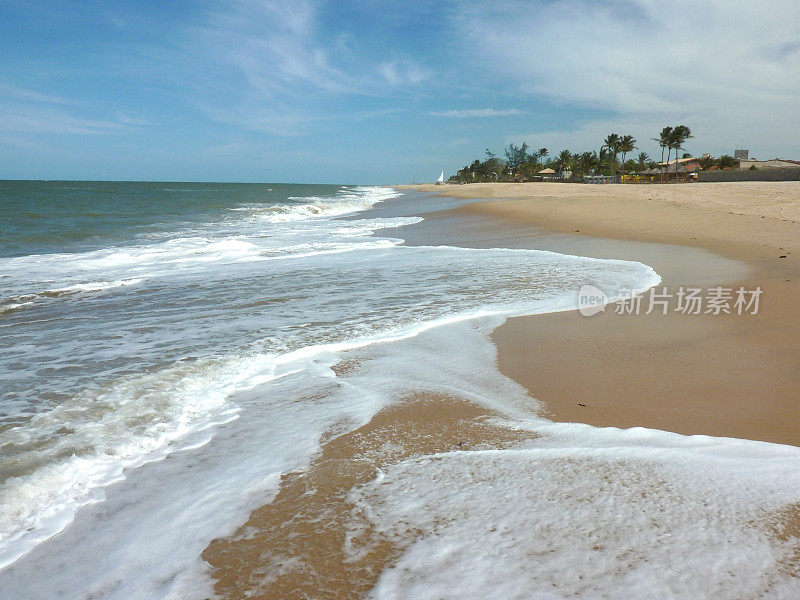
[652, 126, 673, 181]
[602, 134, 622, 181]
[575, 151, 599, 176]
[619, 135, 637, 174]
[554, 149, 572, 176]
[668, 125, 693, 180]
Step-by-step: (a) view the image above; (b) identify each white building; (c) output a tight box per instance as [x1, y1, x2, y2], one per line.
[738, 158, 800, 170]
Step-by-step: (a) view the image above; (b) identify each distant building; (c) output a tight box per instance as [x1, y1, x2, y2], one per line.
[734, 149, 749, 160]
[657, 156, 702, 172]
[584, 174, 613, 183]
[738, 158, 800, 170]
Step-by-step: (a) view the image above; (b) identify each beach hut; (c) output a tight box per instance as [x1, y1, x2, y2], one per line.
[538, 167, 557, 181]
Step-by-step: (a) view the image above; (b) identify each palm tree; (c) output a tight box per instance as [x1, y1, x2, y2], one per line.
[652, 126, 673, 183]
[599, 147, 610, 174]
[602, 134, 621, 182]
[538, 148, 548, 161]
[636, 152, 650, 171]
[668, 125, 693, 182]
[619, 135, 637, 179]
[537, 148, 548, 171]
[575, 151, 599, 178]
[554, 149, 572, 178]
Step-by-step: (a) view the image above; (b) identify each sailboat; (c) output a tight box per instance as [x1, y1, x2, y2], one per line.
[435, 170, 444, 185]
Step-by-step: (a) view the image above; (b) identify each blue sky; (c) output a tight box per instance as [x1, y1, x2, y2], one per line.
[1, 0, 799, 183]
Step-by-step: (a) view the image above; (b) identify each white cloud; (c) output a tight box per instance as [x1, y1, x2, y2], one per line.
[0, 85, 131, 136]
[428, 108, 524, 118]
[455, 0, 800, 156]
[184, 0, 430, 134]
[0, 84, 80, 106]
[194, 0, 353, 98]
[0, 108, 127, 135]
[379, 60, 430, 87]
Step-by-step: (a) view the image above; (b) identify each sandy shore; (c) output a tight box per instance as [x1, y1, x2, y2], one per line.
[203, 181, 800, 597]
[403, 181, 800, 445]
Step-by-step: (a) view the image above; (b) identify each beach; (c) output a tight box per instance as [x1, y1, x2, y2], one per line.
[3, 181, 800, 599]
[6, 1, 800, 597]
[199, 181, 800, 598]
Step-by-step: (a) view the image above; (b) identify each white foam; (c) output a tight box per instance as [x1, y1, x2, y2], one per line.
[6, 303, 799, 599]
[0, 244, 658, 572]
[235, 185, 402, 223]
[357, 442, 800, 600]
[0, 301, 33, 314]
[49, 278, 144, 294]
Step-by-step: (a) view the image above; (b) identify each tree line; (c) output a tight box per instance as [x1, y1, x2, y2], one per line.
[449, 125, 740, 183]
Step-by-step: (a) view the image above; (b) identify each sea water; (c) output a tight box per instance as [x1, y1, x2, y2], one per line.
[1, 181, 798, 599]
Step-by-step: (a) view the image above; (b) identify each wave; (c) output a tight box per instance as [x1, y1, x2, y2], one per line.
[232, 186, 401, 223]
[0, 187, 406, 295]
[0, 301, 34, 315]
[0, 279, 144, 314]
[0, 245, 660, 570]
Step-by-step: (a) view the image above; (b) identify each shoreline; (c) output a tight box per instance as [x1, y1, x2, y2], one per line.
[401, 182, 800, 445]
[201, 183, 800, 597]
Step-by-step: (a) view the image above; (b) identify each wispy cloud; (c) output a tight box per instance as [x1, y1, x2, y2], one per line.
[0, 85, 132, 136]
[428, 108, 524, 118]
[181, 0, 430, 135]
[192, 0, 354, 98]
[454, 0, 800, 156]
[0, 83, 81, 106]
[0, 107, 128, 135]
[378, 60, 430, 87]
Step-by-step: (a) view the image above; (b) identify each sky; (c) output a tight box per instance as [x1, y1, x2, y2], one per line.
[1, 0, 799, 183]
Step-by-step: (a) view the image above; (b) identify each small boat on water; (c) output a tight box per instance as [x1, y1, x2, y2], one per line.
[434, 171, 445, 185]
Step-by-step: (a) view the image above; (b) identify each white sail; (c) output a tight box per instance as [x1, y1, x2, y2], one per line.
[436, 170, 444, 184]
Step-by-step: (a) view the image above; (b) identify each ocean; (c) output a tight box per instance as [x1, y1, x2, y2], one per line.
[1, 181, 799, 599]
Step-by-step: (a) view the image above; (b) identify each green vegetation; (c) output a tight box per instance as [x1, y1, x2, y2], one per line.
[447, 124, 737, 183]
[668, 125, 693, 180]
[717, 155, 740, 169]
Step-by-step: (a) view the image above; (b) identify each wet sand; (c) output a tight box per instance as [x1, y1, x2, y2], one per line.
[202, 394, 535, 598]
